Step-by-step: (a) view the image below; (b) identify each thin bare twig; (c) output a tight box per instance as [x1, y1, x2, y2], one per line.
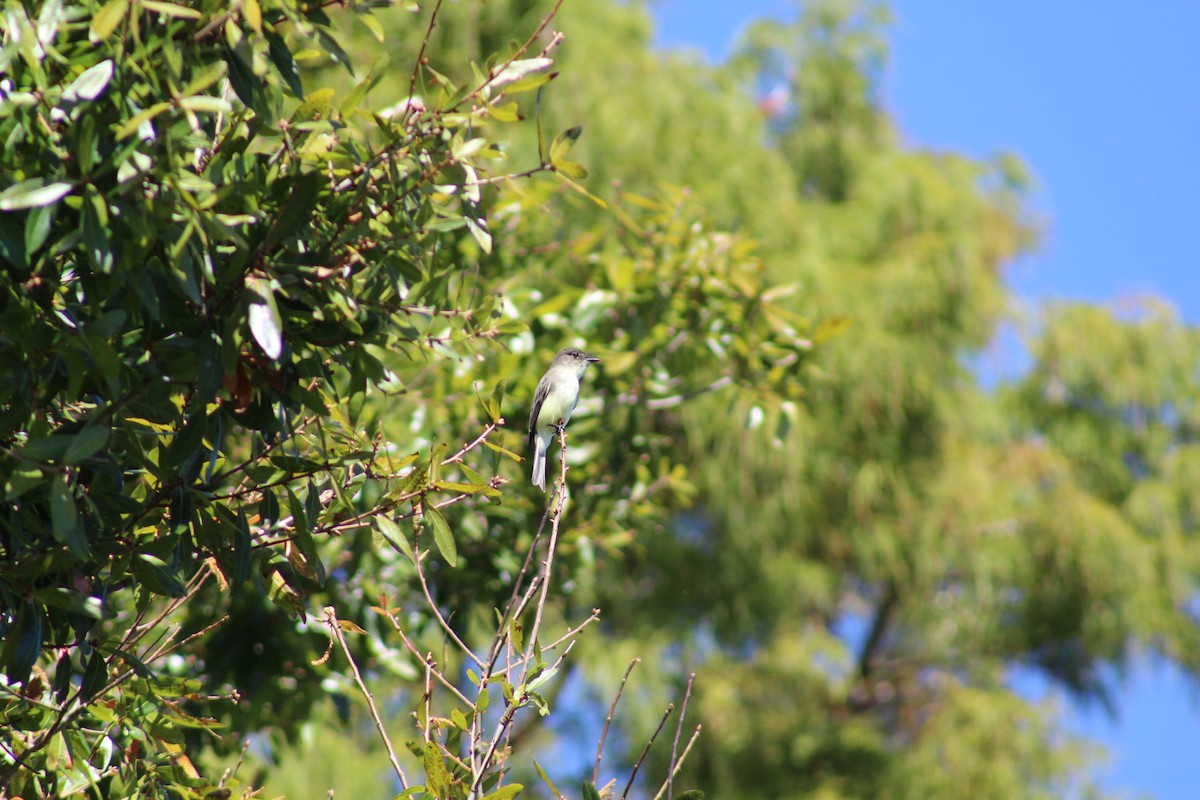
[594, 658, 641, 784]
[423, 655, 434, 744]
[407, 0, 446, 108]
[521, 425, 570, 666]
[442, 420, 500, 464]
[652, 725, 703, 800]
[414, 539, 486, 669]
[667, 673, 696, 800]
[323, 607, 408, 789]
[382, 615, 474, 707]
[622, 703, 675, 800]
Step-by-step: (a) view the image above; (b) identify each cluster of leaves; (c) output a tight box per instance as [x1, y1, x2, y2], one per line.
[0, 0, 589, 794]
[0, 0, 827, 796]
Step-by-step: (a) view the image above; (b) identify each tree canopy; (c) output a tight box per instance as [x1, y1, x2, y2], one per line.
[2, 1, 1197, 799]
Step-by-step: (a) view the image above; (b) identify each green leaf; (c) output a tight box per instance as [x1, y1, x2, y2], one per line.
[548, 125, 582, 165]
[115, 101, 172, 139]
[356, 9, 385, 42]
[31, 588, 103, 619]
[481, 785, 524, 800]
[5, 467, 45, 500]
[264, 171, 322, 248]
[581, 782, 602, 800]
[489, 379, 506, 421]
[425, 506, 457, 567]
[674, 791, 705, 800]
[525, 666, 558, 694]
[64, 425, 110, 464]
[140, 0, 201, 19]
[19, 434, 74, 463]
[466, 216, 492, 254]
[483, 439, 523, 463]
[422, 740, 452, 799]
[2, 602, 42, 685]
[339, 56, 387, 116]
[553, 160, 588, 180]
[266, 29, 304, 98]
[134, 554, 187, 598]
[24, 202, 53, 257]
[555, 171, 607, 209]
[532, 760, 561, 799]
[89, 0, 129, 41]
[434, 480, 499, 498]
[242, 0, 262, 32]
[79, 650, 108, 700]
[293, 515, 327, 584]
[103, 646, 154, 679]
[0, 179, 73, 211]
[50, 478, 89, 559]
[377, 515, 412, 560]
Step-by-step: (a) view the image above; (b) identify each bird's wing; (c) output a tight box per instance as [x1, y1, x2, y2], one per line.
[528, 375, 551, 449]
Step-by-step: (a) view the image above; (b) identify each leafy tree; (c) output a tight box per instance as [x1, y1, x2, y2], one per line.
[477, 2, 1200, 800]
[0, 0, 810, 796]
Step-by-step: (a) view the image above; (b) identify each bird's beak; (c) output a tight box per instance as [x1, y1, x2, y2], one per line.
[587, 355, 601, 363]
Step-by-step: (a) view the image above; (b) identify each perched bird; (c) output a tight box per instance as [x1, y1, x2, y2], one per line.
[528, 347, 600, 491]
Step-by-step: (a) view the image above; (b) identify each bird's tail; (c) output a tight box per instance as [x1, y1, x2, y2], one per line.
[531, 434, 547, 491]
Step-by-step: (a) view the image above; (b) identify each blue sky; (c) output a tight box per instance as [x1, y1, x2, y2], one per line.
[650, 2, 1200, 798]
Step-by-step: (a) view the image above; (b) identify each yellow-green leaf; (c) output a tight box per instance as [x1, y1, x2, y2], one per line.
[90, 0, 129, 41]
[242, 0, 262, 32]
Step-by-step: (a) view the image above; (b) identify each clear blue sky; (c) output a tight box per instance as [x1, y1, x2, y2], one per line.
[650, 2, 1200, 798]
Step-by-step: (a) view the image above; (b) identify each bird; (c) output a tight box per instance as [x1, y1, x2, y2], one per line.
[527, 347, 600, 491]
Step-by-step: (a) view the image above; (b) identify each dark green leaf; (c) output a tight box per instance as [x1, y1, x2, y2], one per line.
[293, 512, 326, 584]
[265, 29, 304, 98]
[50, 478, 89, 559]
[31, 588, 103, 619]
[104, 646, 154, 679]
[2, 602, 43, 685]
[425, 505, 457, 567]
[264, 171, 322, 248]
[489, 379, 506, 421]
[64, 425, 110, 464]
[5, 467, 45, 500]
[24, 203, 54, 257]
[79, 649, 108, 700]
[133, 554, 187, 598]
[377, 515, 412, 560]
[581, 781, 602, 800]
[18, 435, 74, 463]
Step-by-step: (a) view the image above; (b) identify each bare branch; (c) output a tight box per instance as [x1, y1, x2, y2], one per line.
[594, 658, 641, 784]
[623, 703, 676, 800]
[667, 673, 696, 800]
[323, 607, 408, 790]
[652, 725, 703, 800]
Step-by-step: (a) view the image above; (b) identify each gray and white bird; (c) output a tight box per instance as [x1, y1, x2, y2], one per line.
[527, 347, 600, 491]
